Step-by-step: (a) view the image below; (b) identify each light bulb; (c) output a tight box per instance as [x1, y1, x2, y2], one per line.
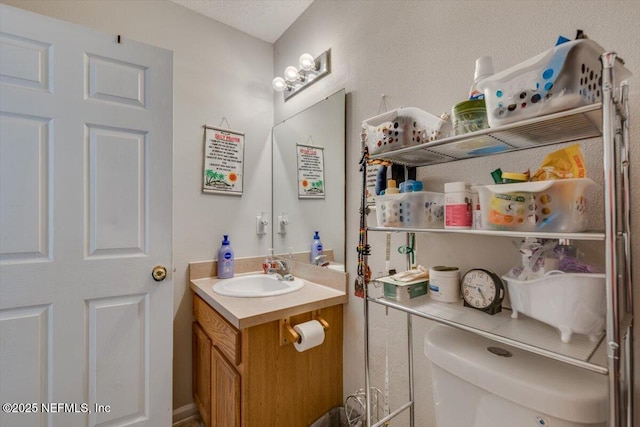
[299, 53, 316, 71]
[284, 66, 300, 82]
[272, 77, 287, 92]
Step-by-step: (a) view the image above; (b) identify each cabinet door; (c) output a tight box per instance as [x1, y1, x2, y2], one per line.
[193, 323, 212, 427]
[212, 346, 241, 427]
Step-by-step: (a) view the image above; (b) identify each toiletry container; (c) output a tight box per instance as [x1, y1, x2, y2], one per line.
[375, 164, 388, 195]
[469, 185, 482, 229]
[451, 99, 489, 135]
[385, 179, 399, 194]
[444, 182, 472, 229]
[425, 326, 607, 427]
[310, 231, 324, 264]
[428, 266, 460, 303]
[450, 56, 492, 135]
[263, 248, 275, 274]
[468, 56, 494, 100]
[217, 235, 234, 278]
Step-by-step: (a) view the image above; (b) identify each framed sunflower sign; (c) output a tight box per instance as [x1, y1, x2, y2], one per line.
[203, 126, 244, 195]
[296, 144, 325, 199]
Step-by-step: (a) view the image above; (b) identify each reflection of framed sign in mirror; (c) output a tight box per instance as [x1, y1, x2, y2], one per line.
[366, 162, 379, 205]
[297, 144, 325, 199]
[203, 126, 244, 195]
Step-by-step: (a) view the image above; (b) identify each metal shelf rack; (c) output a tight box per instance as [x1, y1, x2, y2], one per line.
[359, 53, 633, 427]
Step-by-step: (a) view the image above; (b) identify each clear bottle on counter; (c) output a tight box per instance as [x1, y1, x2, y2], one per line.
[263, 248, 275, 273]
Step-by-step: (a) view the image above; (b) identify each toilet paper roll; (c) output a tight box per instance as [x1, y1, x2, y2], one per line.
[293, 320, 325, 352]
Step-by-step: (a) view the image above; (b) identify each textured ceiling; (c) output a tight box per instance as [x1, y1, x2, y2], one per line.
[169, 0, 314, 43]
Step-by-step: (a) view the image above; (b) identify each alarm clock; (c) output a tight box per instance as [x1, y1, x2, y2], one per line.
[461, 268, 505, 315]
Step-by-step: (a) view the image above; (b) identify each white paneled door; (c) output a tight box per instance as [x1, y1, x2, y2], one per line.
[0, 5, 173, 427]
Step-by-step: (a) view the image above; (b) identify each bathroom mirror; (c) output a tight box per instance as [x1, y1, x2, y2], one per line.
[272, 89, 346, 266]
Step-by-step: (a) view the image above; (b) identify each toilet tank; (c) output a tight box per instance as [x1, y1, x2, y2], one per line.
[424, 326, 608, 425]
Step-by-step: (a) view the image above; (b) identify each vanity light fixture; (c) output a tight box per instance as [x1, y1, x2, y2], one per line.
[272, 50, 331, 101]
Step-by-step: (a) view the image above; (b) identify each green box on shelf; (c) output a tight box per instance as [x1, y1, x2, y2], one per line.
[377, 276, 428, 302]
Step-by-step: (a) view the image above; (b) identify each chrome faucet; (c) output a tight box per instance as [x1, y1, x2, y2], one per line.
[268, 259, 294, 281]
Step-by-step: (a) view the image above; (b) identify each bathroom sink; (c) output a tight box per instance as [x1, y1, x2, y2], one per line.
[212, 274, 304, 297]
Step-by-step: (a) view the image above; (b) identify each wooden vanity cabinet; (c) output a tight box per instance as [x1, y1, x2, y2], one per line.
[193, 321, 241, 427]
[193, 293, 343, 427]
[193, 294, 241, 427]
[193, 322, 212, 427]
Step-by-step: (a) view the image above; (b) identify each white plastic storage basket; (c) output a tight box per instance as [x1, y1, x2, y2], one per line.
[474, 178, 596, 232]
[477, 39, 632, 127]
[375, 191, 444, 229]
[503, 272, 606, 343]
[362, 107, 451, 155]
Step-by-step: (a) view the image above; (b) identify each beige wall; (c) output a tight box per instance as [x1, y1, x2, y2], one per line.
[274, 0, 639, 424]
[0, 0, 275, 414]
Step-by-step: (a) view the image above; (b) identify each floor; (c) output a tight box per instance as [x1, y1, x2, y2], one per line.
[174, 416, 205, 427]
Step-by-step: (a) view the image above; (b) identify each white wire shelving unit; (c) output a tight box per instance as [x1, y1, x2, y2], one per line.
[358, 53, 633, 427]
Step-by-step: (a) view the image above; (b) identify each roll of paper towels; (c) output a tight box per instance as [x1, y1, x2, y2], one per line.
[293, 320, 325, 352]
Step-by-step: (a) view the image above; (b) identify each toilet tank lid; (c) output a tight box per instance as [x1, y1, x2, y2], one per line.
[424, 326, 608, 423]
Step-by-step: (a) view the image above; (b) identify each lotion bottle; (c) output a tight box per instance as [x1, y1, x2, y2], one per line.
[310, 231, 324, 264]
[217, 235, 234, 278]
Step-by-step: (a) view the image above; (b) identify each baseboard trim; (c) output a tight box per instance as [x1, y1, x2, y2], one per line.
[173, 403, 198, 424]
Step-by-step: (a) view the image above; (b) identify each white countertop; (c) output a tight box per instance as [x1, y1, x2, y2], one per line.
[190, 261, 348, 329]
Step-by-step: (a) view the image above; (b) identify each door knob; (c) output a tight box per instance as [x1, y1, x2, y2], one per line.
[152, 265, 167, 282]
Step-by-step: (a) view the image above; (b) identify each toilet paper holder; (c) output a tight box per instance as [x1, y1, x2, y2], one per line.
[279, 310, 329, 346]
